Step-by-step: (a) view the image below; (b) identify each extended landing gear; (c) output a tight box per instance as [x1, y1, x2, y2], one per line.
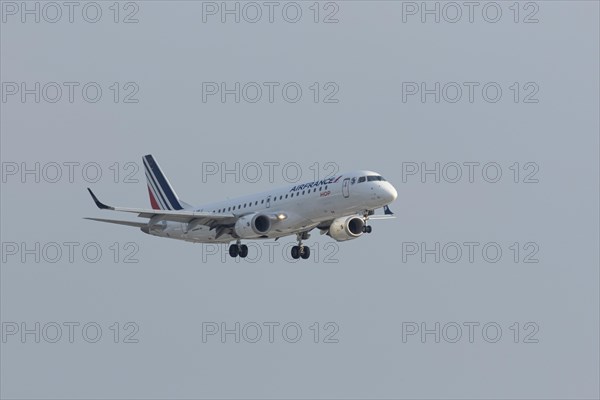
[362, 211, 373, 233]
[229, 240, 248, 258]
[291, 245, 310, 260]
[291, 232, 311, 260]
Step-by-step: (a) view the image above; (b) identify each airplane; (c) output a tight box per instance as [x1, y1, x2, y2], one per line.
[86, 154, 398, 260]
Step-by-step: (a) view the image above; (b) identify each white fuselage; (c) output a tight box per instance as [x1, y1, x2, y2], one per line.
[149, 170, 397, 243]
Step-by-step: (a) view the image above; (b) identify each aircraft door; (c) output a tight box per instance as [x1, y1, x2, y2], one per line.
[266, 195, 271, 208]
[342, 178, 350, 198]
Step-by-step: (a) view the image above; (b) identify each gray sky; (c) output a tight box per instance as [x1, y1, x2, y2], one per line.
[1, 1, 599, 399]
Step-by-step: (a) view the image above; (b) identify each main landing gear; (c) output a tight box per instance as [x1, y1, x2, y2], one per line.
[291, 232, 311, 260]
[228, 240, 248, 258]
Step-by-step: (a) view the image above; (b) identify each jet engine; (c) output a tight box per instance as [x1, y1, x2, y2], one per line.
[234, 213, 272, 238]
[327, 216, 365, 242]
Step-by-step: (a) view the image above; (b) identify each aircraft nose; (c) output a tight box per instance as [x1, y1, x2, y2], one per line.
[385, 183, 398, 202]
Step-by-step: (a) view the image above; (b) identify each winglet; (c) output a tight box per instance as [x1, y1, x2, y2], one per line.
[87, 188, 113, 210]
[384, 205, 394, 215]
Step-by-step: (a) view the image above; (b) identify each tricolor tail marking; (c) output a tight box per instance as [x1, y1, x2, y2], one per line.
[143, 155, 183, 210]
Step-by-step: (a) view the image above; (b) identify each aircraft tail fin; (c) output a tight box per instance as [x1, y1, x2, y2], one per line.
[142, 154, 188, 210]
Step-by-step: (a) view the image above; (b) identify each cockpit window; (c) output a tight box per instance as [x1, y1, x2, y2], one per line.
[367, 175, 385, 181]
[358, 176, 366, 183]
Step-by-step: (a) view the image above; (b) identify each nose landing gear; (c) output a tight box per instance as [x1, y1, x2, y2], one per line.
[362, 210, 373, 234]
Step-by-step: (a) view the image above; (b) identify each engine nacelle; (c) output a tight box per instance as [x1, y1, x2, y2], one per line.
[328, 216, 364, 242]
[234, 213, 272, 238]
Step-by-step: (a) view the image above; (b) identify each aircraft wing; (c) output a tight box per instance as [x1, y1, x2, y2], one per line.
[368, 205, 396, 220]
[368, 215, 396, 220]
[87, 188, 237, 226]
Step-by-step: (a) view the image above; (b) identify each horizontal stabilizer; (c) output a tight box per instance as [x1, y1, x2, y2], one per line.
[84, 217, 147, 228]
[86, 188, 236, 226]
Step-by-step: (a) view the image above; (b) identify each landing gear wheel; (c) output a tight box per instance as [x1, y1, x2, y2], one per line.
[291, 245, 300, 259]
[293, 231, 312, 260]
[300, 246, 310, 259]
[239, 244, 248, 258]
[228, 244, 239, 258]
[366, 225, 372, 233]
